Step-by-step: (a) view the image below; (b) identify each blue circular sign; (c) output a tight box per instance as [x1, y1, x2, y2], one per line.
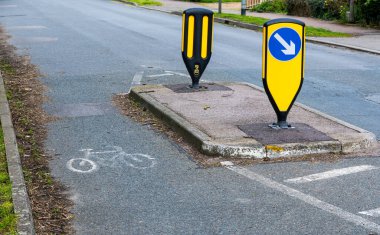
[269, 28, 301, 61]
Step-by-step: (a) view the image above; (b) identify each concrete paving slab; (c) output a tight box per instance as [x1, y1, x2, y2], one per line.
[130, 82, 377, 159]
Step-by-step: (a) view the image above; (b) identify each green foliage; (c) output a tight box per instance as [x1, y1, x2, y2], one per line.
[338, 4, 349, 23]
[356, 0, 380, 25]
[215, 13, 351, 37]
[286, 0, 379, 25]
[0, 127, 17, 234]
[322, 0, 347, 20]
[286, 0, 311, 16]
[307, 0, 325, 18]
[253, 0, 287, 13]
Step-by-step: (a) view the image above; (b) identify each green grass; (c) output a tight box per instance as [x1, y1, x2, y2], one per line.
[305, 26, 351, 37]
[0, 60, 16, 76]
[215, 13, 351, 37]
[0, 126, 17, 234]
[119, 0, 162, 6]
[215, 13, 268, 25]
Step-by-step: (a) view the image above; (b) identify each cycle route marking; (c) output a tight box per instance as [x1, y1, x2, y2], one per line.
[66, 146, 156, 173]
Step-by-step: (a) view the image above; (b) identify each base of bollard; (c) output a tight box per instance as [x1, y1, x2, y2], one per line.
[191, 83, 200, 89]
[269, 121, 294, 130]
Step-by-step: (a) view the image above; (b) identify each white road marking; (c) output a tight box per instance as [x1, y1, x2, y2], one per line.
[14, 37, 58, 43]
[124, 153, 156, 169]
[146, 73, 174, 78]
[366, 94, 380, 104]
[128, 71, 144, 92]
[67, 158, 98, 173]
[284, 165, 379, 184]
[67, 146, 156, 173]
[225, 165, 380, 233]
[221, 161, 234, 166]
[8, 25, 47, 30]
[165, 70, 190, 78]
[0, 5, 17, 8]
[359, 208, 380, 217]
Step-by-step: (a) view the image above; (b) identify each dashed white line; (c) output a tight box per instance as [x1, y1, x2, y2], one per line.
[359, 208, 380, 217]
[8, 25, 47, 30]
[165, 70, 190, 78]
[0, 5, 17, 8]
[224, 165, 380, 233]
[132, 71, 144, 85]
[14, 37, 58, 43]
[284, 165, 379, 184]
[146, 73, 174, 78]
[128, 71, 144, 92]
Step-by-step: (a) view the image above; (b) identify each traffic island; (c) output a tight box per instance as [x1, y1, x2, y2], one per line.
[130, 82, 376, 159]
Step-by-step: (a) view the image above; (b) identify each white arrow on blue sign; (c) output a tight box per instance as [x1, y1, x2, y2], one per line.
[269, 28, 301, 61]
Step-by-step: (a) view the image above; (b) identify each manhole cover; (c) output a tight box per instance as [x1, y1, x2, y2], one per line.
[238, 123, 334, 145]
[165, 83, 232, 93]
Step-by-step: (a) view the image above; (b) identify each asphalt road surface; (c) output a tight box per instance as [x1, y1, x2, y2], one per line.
[1, 0, 380, 234]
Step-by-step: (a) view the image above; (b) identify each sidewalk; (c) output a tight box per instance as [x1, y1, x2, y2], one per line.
[148, 0, 380, 54]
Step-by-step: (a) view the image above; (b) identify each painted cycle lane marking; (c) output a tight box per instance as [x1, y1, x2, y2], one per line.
[66, 146, 156, 173]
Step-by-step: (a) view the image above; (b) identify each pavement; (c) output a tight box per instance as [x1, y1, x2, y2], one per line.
[131, 82, 376, 158]
[146, 0, 380, 54]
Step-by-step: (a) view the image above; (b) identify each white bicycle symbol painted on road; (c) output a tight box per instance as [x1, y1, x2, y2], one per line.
[66, 146, 156, 173]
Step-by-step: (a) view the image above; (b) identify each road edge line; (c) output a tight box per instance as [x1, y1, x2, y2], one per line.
[0, 71, 36, 235]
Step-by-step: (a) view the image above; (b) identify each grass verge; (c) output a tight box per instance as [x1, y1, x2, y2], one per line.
[215, 13, 352, 37]
[118, 0, 162, 6]
[215, 13, 268, 25]
[0, 125, 17, 234]
[305, 26, 351, 37]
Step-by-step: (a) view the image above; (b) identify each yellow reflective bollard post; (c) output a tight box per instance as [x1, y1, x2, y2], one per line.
[182, 8, 214, 89]
[262, 18, 306, 129]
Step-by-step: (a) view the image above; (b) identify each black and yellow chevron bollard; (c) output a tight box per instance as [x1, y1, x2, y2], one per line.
[181, 8, 214, 89]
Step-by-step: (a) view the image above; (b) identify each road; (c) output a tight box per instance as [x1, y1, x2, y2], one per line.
[1, 0, 380, 234]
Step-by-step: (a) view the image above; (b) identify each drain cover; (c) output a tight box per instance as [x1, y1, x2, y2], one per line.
[165, 83, 232, 93]
[238, 123, 334, 145]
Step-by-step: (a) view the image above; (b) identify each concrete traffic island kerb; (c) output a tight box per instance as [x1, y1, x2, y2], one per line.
[130, 82, 377, 159]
